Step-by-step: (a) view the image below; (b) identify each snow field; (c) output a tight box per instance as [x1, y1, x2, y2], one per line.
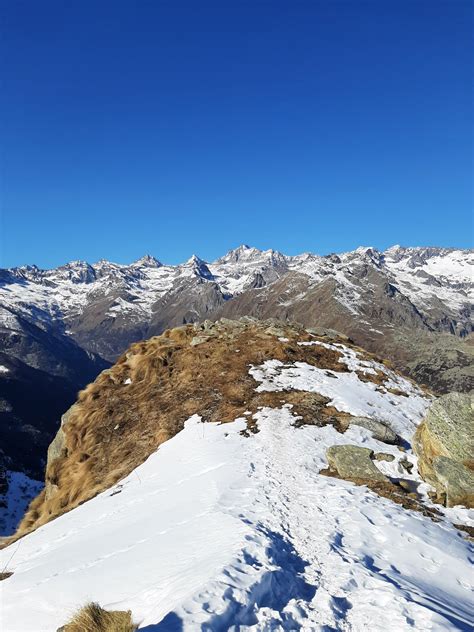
[1, 349, 472, 631]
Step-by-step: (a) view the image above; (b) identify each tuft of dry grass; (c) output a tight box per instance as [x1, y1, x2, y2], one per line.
[60, 602, 136, 632]
[0, 571, 13, 580]
[11, 319, 406, 540]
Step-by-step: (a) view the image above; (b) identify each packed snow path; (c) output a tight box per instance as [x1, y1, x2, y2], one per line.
[1, 413, 472, 631]
[1, 353, 473, 631]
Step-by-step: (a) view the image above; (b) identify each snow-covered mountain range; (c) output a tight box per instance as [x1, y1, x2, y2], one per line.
[0, 245, 472, 483]
[2, 245, 472, 343]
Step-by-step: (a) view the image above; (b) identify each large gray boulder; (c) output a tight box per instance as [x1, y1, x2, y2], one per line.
[413, 392, 474, 508]
[326, 445, 388, 483]
[347, 416, 398, 444]
[432, 457, 474, 508]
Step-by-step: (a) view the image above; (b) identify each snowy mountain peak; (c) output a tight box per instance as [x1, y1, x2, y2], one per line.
[215, 244, 263, 263]
[131, 254, 162, 268]
[182, 254, 214, 279]
[56, 260, 97, 283]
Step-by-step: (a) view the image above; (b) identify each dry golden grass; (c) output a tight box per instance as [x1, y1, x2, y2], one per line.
[12, 319, 401, 540]
[60, 602, 136, 632]
[319, 467, 443, 521]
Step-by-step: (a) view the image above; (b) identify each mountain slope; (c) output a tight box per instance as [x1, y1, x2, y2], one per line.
[1, 320, 472, 631]
[0, 245, 471, 485]
[0, 308, 109, 480]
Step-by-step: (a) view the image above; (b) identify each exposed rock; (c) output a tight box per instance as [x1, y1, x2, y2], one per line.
[265, 325, 288, 338]
[326, 445, 388, 482]
[47, 406, 76, 465]
[190, 335, 211, 346]
[45, 405, 77, 500]
[347, 416, 398, 444]
[218, 317, 246, 330]
[413, 392, 474, 508]
[398, 479, 415, 493]
[399, 458, 414, 474]
[306, 327, 349, 341]
[374, 452, 395, 462]
[415, 393, 473, 466]
[432, 457, 474, 508]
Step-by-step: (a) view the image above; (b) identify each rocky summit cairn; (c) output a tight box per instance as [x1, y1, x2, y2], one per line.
[413, 392, 474, 508]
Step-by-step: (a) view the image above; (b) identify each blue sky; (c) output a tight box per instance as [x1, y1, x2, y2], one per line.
[1, 0, 472, 268]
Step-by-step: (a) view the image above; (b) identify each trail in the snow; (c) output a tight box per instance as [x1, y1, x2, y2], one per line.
[155, 408, 473, 631]
[1, 408, 472, 631]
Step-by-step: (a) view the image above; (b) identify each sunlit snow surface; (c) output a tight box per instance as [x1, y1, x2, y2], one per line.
[1, 357, 473, 631]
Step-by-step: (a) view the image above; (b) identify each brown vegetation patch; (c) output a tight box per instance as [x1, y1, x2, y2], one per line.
[12, 319, 401, 540]
[244, 391, 352, 433]
[385, 387, 409, 397]
[59, 602, 136, 632]
[453, 524, 474, 540]
[356, 368, 390, 387]
[319, 468, 442, 521]
[0, 571, 13, 581]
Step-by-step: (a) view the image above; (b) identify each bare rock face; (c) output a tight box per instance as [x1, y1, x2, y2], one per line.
[45, 404, 79, 500]
[326, 445, 388, 483]
[346, 417, 398, 444]
[432, 457, 474, 509]
[413, 393, 474, 507]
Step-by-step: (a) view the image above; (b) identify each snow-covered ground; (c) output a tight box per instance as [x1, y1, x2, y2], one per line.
[1, 354, 472, 631]
[0, 472, 43, 536]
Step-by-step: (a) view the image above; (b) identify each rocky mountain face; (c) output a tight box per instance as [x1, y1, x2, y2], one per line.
[0, 306, 108, 480]
[413, 392, 474, 508]
[1, 319, 472, 630]
[0, 245, 471, 485]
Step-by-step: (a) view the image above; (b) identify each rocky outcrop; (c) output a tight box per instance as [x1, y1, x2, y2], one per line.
[432, 457, 474, 509]
[413, 393, 474, 507]
[325, 445, 388, 483]
[45, 404, 78, 500]
[346, 417, 398, 444]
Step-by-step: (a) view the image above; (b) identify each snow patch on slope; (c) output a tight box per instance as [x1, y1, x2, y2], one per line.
[250, 357, 428, 440]
[0, 472, 43, 536]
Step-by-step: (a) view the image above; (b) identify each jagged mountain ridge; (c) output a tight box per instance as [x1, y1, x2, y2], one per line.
[1, 244, 472, 375]
[2, 245, 472, 345]
[0, 244, 472, 489]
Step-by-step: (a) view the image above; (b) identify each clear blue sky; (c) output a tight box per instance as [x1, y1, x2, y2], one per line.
[1, 0, 472, 268]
